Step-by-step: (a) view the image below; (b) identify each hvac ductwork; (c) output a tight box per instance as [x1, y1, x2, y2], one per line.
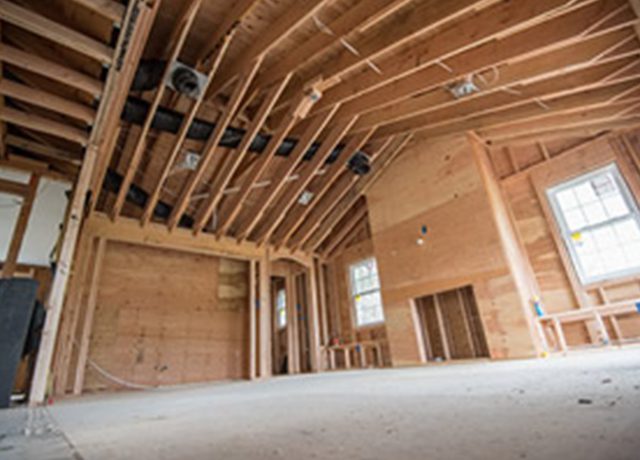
[124, 61, 370, 172]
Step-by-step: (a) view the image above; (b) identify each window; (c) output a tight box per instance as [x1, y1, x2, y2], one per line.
[547, 164, 640, 284]
[275, 288, 287, 329]
[349, 258, 385, 327]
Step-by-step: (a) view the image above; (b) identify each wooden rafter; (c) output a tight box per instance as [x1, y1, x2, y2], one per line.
[69, 0, 126, 24]
[1, 107, 89, 145]
[252, 116, 359, 245]
[321, 204, 368, 258]
[195, 0, 260, 69]
[5, 135, 82, 166]
[301, 133, 413, 251]
[275, 0, 488, 110]
[192, 73, 293, 233]
[234, 104, 340, 242]
[0, 176, 29, 196]
[140, 31, 237, 226]
[0, 44, 104, 98]
[167, 58, 263, 230]
[0, 78, 96, 124]
[1, 173, 39, 278]
[374, 54, 640, 138]
[273, 127, 376, 248]
[110, 0, 203, 220]
[312, 0, 621, 118]
[206, 0, 331, 99]
[287, 135, 400, 250]
[0, 0, 114, 64]
[250, 0, 413, 94]
[352, 25, 640, 134]
[214, 92, 315, 238]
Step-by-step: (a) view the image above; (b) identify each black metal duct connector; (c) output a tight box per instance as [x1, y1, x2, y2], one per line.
[123, 60, 368, 166]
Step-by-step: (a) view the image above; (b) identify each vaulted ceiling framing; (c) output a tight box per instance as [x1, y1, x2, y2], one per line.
[2, 0, 640, 257]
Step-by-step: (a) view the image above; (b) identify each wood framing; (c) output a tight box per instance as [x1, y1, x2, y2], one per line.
[1, 174, 39, 278]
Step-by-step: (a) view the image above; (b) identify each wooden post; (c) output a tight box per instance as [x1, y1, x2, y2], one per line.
[52, 232, 94, 395]
[258, 251, 272, 378]
[316, 259, 330, 346]
[29, 0, 160, 405]
[249, 259, 257, 380]
[72, 237, 106, 395]
[285, 268, 296, 374]
[433, 294, 451, 360]
[553, 318, 568, 353]
[609, 315, 623, 343]
[328, 348, 336, 370]
[343, 347, 351, 369]
[592, 310, 611, 346]
[307, 260, 322, 372]
[1, 174, 39, 278]
[457, 289, 477, 358]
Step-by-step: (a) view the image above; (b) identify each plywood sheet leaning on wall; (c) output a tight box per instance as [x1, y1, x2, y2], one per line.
[82, 242, 249, 392]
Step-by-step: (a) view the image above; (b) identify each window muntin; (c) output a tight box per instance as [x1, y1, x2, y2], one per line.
[547, 164, 640, 285]
[275, 288, 287, 329]
[349, 258, 385, 327]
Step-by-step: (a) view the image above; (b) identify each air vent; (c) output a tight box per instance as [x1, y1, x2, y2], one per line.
[166, 61, 208, 99]
[348, 151, 371, 176]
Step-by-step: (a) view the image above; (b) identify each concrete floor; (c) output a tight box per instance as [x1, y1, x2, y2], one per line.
[1, 348, 639, 460]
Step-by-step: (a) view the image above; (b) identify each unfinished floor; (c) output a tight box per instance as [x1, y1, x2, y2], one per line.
[2, 348, 639, 460]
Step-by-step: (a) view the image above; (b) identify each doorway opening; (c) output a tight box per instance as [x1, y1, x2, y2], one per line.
[414, 285, 489, 362]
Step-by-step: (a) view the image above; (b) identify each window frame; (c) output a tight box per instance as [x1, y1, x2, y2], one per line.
[546, 163, 640, 286]
[348, 257, 385, 328]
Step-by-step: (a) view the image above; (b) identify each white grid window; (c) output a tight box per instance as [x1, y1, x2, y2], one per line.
[276, 288, 287, 329]
[547, 164, 640, 285]
[349, 258, 385, 327]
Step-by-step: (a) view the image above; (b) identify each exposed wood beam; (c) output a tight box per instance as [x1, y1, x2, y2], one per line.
[273, 128, 376, 248]
[0, 176, 29, 196]
[321, 205, 368, 257]
[168, 58, 263, 230]
[1, 174, 39, 278]
[110, 0, 203, 220]
[69, 0, 126, 24]
[487, 119, 640, 147]
[374, 55, 640, 138]
[284, 136, 395, 249]
[0, 0, 113, 64]
[206, 0, 331, 98]
[195, 0, 260, 69]
[410, 76, 640, 140]
[353, 26, 640, 133]
[277, 0, 487, 109]
[250, 0, 413, 92]
[235, 105, 340, 242]
[141, 30, 237, 226]
[1, 107, 89, 145]
[192, 74, 292, 233]
[29, 0, 160, 405]
[0, 44, 104, 98]
[214, 92, 314, 238]
[302, 133, 413, 251]
[481, 101, 640, 141]
[253, 116, 358, 245]
[0, 153, 72, 182]
[313, 0, 625, 117]
[0, 78, 96, 124]
[5, 135, 82, 166]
